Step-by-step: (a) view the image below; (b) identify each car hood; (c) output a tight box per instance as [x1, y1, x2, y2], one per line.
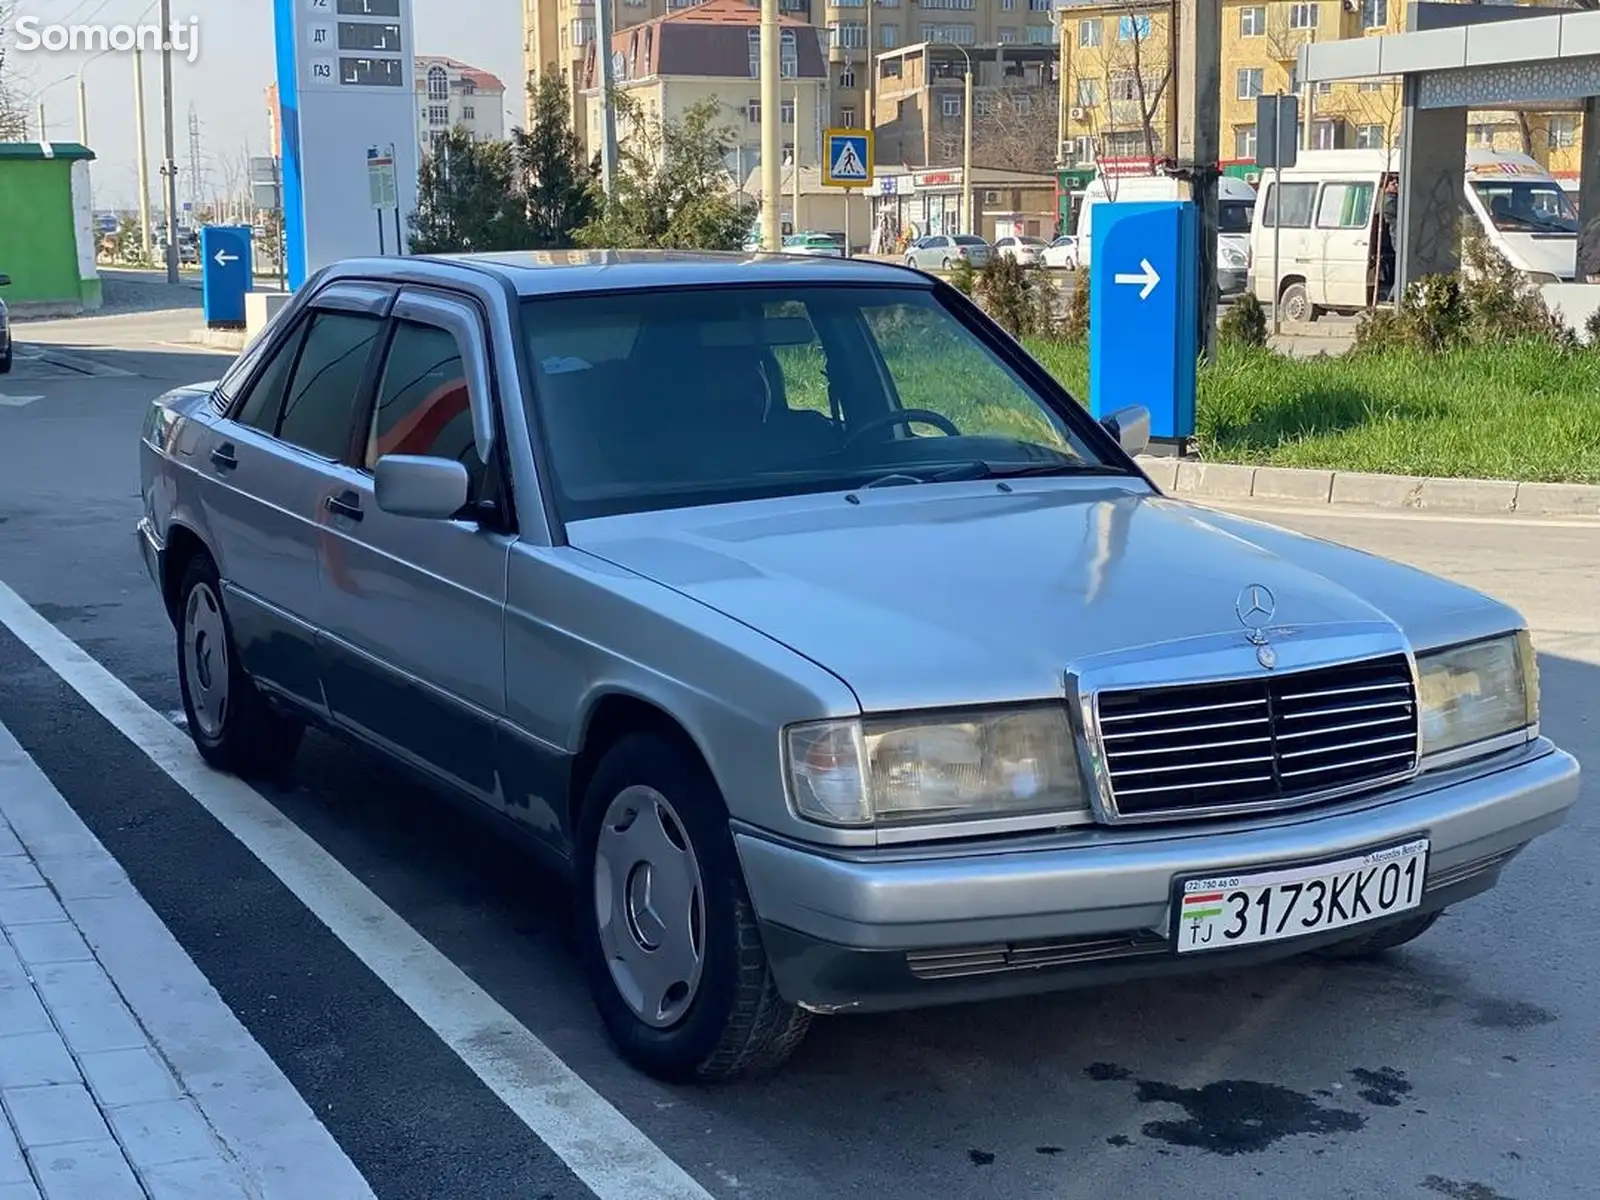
[1502, 231, 1576, 279]
[568, 482, 1521, 713]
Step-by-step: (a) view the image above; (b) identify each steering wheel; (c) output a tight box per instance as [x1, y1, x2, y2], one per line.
[843, 408, 961, 448]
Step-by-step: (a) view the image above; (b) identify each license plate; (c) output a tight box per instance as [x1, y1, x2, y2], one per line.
[1174, 838, 1430, 954]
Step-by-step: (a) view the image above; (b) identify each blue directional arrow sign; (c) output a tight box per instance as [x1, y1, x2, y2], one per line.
[1088, 199, 1198, 441]
[200, 225, 255, 328]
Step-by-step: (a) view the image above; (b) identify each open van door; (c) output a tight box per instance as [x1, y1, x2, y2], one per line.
[1310, 178, 1379, 310]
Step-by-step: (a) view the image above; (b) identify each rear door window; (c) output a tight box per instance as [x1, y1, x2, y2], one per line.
[276, 311, 384, 461]
[1316, 182, 1375, 229]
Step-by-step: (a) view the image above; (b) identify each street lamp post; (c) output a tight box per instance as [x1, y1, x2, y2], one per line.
[953, 45, 974, 237]
[759, 0, 781, 250]
[159, 0, 181, 284]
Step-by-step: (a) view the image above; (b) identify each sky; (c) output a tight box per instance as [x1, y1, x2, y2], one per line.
[5, 0, 526, 211]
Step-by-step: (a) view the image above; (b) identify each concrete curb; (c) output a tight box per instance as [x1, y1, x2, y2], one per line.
[189, 328, 247, 353]
[1138, 456, 1600, 518]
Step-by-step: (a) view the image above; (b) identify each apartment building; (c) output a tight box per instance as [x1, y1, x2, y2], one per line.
[1057, 0, 1583, 182]
[417, 58, 507, 159]
[526, 0, 1059, 154]
[578, 0, 830, 171]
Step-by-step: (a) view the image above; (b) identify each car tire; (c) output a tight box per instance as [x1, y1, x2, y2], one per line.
[575, 730, 811, 1083]
[0, 343, 10, 374]
[941, 256, 953, 270]
[1311, 911, 1442, 961]
[175, 553, 303, 778]
[905, 255, 917, 269]
[1278, 281, 1316, 323]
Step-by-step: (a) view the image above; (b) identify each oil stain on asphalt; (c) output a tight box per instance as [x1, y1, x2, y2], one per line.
[1127, 1079, 1365, 1155]
[1349, 1066, 1412, 1107]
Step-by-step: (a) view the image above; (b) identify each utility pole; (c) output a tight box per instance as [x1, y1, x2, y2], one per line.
[1173, 0, 1221, 362]
[865, 0, 874, 134]
[159, 0, 181, 283]
[759, 0, 781, 250]
[187, 104, 203, 215]
[792, 80, 802, 233]
[134, 50, 154, 265]
[77, 75, 88, 145]
[594, 0, 617, 194]
[958, 47, 974, 236]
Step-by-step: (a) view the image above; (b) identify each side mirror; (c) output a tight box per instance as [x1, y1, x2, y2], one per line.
[373, 455, 470, 520]
[1100, 404, 1151, 458]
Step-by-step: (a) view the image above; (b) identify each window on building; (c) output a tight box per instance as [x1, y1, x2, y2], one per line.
[880, 23, 898, 45]
[747, 98, 761, 123]
[1362, 0, 1387, 28]
[1355, 123, 1385, 148]
[1072, 135, 1096, 163]
[463, 105, 475, 120]
[781, 28, 797, 75]
[780, 99, 795, 123]
[1117, 13, 1152, 40]
[832, 21, 865, 48]
[1104, 129, 1156, 156]
[1315, 181, 1374, 229]
[462, 79, 476, 95]
[921, 22, 975, 43]
[1289, 3, 1317, 29]
[1261, 180, 1317, 228]
[839, 67, 855, 88]
[1311, 118, 1341, 149]
[1470, 123, 1495, 147]
[942, 93, 962, 117]
[427, 105, 449, 127]
[1025, 24, 1055, 42]
[1316, 81, 1332, 95]
[570, 17, 594, 43]
[999, 26, 1018, 41]
[1078, 18, 1101, 46]
[1013, 93, 1033, 114]
[1109, 72, 1140, 102]
[1239, 6, 1265, 36]
[1028, 0, 1052, 10]
[834, 0, 865, 6]
[841, 105, 856, 125]
[1076, 78, 1100, 106]
[1549, 115, 1578, 148]
[1234, 124, 1257, 160]
[1001, 0, 1015, 8]
[1236, 67, 1263, 100]
[427, 65, 448, 101]
[975, 93, 993, 116]
[1358, 78, 1383, 92]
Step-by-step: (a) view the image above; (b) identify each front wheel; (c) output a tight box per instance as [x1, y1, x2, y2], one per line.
[575, 731, 810, 1083]
[1312, 911, 1442, 961]
[176, 554, 303, 778]
[0, 346, 11, 375]
[1278, 281, 1316, 323]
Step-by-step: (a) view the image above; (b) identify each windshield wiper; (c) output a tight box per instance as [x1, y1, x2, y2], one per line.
[926, 459, 1128, 482]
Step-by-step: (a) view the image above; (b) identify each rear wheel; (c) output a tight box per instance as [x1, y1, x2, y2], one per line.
[941, 256, 953, 270]
[0, 345, 11, 374]
[1312, 911, 1442, 961]
[575, 731, 810, 1082]
[175, 553, 303, 778]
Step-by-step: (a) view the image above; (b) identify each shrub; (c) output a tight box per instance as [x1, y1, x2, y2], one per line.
[1219, 291, 1269, 348]
[1584, 308, 1600, 347]
[1459, 230, 1566, 346]
[948, 257, 977, 296]
[1061, 269, 1089, 342]
[974, 254, 1055, 338]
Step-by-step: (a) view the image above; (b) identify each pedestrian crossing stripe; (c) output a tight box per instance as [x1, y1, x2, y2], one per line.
[822, 128, 873, 188]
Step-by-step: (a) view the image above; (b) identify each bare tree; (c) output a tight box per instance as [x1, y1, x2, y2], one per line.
[934, 88, 1057, 173]
[1315, 78, 1404, 153]
[0, 2, 31, 141]
[1098, 5, 1171, 161]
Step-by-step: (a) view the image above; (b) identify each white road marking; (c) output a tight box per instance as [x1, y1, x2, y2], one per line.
[0, 719, 374, 1200]
[0, 579, 714, 1200]
[0, 393, 43, 408]
[1207, 498, 1600, 530]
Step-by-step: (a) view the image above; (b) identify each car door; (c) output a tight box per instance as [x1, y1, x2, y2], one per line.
[314, 287, 512, 806]
[195, 284, 390, 712]
[1312, 179, 1377, 308]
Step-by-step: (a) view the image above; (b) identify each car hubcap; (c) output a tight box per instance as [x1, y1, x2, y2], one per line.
[183, 582, 229, 739]
[593, 786, 706, 1028]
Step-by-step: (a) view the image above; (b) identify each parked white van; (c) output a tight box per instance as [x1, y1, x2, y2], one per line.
[1249, 148, 1578, 321]
[1075, 174, 1258, 294]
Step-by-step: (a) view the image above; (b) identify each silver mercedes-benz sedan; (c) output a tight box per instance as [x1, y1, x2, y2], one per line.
[137, 250, 1579, 1083]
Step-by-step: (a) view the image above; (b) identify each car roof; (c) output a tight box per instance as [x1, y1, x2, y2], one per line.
[388, 249, 930, 297]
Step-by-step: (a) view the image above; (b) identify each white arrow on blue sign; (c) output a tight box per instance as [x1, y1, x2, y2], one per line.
[1113, 257, 1161, 301]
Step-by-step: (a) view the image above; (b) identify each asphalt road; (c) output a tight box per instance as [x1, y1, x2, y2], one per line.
[0, 321, 1593, 1200]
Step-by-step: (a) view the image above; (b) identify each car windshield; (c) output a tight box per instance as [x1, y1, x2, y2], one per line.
[1473, 180, 1579, 234]
[520, 284, 1115, 519]
[1020, 236, 1048, 247]
[1218, 199, 1255, 233]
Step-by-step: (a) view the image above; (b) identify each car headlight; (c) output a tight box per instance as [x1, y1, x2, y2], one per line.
[1221, 247, 1247, 268]
[1417, 631, 1538, 760]
[785, 706, 1087, 827]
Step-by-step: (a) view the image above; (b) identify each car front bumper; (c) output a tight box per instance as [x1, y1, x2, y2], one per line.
[734, 741, 1579, 1014]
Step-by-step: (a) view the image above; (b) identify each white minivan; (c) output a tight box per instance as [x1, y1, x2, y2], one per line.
[1075, 173, 1258, 294]
[1249, 148, 1578, 321]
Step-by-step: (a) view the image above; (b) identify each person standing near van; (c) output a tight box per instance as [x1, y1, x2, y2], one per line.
[1377, 177, 1398, 303]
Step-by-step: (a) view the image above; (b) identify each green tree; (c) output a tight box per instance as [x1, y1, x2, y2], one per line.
[514, 71, 594, 247]
[576, 96, 754, 250]
[408, 127, 532, 254]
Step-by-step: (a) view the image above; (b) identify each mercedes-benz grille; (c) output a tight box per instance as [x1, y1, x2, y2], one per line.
[1094, 654, 1419, 820]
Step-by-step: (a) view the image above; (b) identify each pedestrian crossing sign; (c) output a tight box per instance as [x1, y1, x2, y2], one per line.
[822, 128, 873, 189]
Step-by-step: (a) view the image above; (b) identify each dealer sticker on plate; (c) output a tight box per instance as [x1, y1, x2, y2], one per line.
[1176, 838, 1430, 954]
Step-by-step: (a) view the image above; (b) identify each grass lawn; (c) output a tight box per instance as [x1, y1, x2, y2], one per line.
[1026, 340, 1600, 485]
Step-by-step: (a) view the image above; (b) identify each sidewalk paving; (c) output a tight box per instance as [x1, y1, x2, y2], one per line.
[0, 723, 372, 1200]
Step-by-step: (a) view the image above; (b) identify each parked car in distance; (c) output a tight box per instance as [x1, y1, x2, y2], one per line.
[904, 234, 991, 271]
[137, 250, 1579, 1084]
[1041, 235, 1080, 271]
[994, 235, 1049, 266]
[782, 232, 845, 258]
[0, 272, 11, 374]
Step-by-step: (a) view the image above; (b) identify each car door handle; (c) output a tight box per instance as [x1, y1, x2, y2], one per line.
[209, 443, 238, 471]
[324, 492, 364, 522]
